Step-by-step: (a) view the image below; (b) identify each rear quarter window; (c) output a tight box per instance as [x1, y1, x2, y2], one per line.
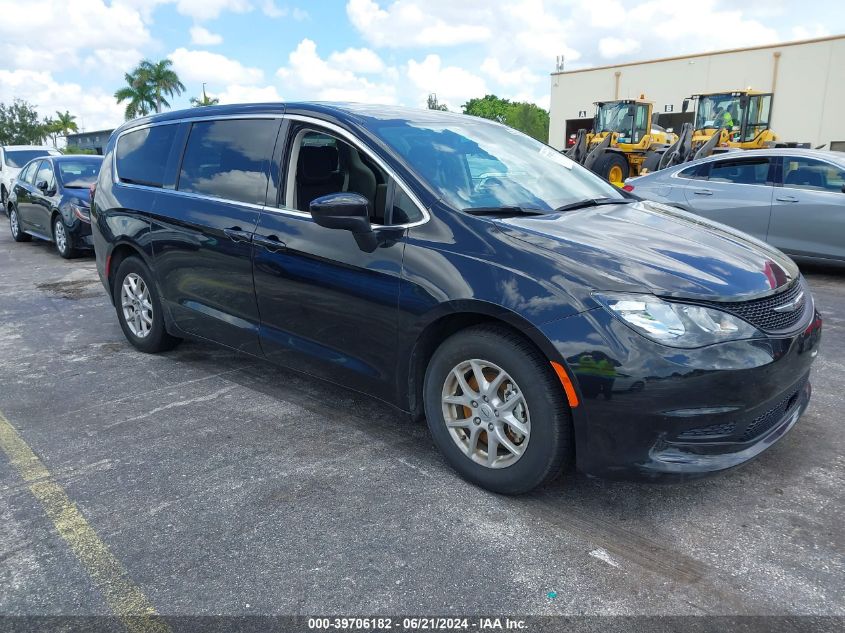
[115, 124, 178, 187]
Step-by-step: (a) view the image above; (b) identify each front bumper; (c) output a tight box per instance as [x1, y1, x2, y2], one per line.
[69, 220, 94, 249]
[539, 304, 822, 480]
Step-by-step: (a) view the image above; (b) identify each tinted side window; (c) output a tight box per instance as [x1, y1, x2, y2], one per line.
[782, 157, 845, 193]
[391, 186, 423, 224]
[178, 119, 279, 205]
[116, 124, 178, 187]
[35, 161, 55, 190]
[708, 158, 771, 185]
[20, 161, 40, 184]
[677, 163, 707, 180]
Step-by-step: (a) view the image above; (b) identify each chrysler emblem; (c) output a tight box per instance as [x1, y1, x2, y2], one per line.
[772, 291, 804, 313]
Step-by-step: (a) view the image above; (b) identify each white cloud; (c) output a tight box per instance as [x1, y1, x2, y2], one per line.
[217, 84, 284, 103]
[407, 54, 487, 110]
[169, 48, 264, 86]
[0, 69, 124, 132]
[261, 0, 287, 17]
[174, 0, 252, 21]
[276, 39, 397, 103]
[480, 58, 541, 87]
[347, 0, 491, 47]
[328, 47, 386, 74]
[598, 36, 641, 59]
[0, 0, 150, 71]
[190, 26, 223, 45]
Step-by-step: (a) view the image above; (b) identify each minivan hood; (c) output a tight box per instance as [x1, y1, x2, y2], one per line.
[496, 200, 798, 302]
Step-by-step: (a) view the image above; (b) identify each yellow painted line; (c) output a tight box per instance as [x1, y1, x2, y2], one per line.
[0, 411, 170, 633]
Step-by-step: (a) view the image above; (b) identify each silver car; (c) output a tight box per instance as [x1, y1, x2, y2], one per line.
[626, 148, 845, 266]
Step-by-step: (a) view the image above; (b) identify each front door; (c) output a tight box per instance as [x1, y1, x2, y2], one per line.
[769, 156, 845, 261]
[152, 117, 282, 354]
[31, 160, 57, 233]
[13, 161, 41, 233]
[681, 155, 774, 242]
[252, 123, 408, 401]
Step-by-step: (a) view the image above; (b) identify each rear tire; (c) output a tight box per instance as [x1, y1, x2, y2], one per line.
[9, 207, 30, 242]
[423, 325, 573, 494]
[593, 152, 630, 185]
[53, 215, 78, 259]
[113, 257, 181, 353]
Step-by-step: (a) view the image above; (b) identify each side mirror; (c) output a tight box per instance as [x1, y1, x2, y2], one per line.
[682, 99, 690, 113]
[36, 180, 49, 192]
[309, 192, 377, 251]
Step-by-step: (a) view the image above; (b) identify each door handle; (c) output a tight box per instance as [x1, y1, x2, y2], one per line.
[253, 234, 286, 253]
[693, 189, 713, 196]
[223, 226, 252, 243]
[776, 195, 799, 203]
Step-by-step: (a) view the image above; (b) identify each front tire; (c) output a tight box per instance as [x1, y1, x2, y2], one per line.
[113, 257, 181, 353]
[53, 215, 77, 259]
[593, 152, 630, 185]
[9, 207, 31, 242]
[423, 325, 573, 494]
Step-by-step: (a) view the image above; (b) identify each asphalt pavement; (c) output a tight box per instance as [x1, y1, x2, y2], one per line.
[0, 227, 842, 624]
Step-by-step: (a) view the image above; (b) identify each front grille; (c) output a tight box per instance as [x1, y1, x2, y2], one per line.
[701, 279, 807, 333]
[738, 378, 806, 442]
[677, 421, 736, 440]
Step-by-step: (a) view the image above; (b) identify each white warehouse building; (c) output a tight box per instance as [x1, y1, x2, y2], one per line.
[548, 34, 845, 152]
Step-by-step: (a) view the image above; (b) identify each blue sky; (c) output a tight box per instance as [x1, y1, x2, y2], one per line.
[0, 0, 843, 133]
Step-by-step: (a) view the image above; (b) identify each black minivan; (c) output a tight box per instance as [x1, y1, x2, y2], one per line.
[91, 103, 821, 493]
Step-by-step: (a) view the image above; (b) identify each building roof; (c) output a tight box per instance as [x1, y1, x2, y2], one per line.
[552, 34, 845, 76]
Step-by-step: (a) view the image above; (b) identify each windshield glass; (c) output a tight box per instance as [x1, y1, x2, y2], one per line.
[57, 160, 102, 188]
[5, 149, 58, 168]
[372, 117, 623, 211]
[596, 102, 636, 135]
[695, 94, 742, 130]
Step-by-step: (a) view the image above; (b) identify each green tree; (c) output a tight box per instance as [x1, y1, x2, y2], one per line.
[462, 94, 512, 123]
[54, 110, 79, 140]
[427, 93, 448, 111]
[63, 146, 97, 155]
[114, 70, 156, 120]
[505, 102, 550, 142]
[138, 59, 186, 113]
[190, 86, 220, 107]
[0, 100, 48, 145]
[42, 117, 62, 147]
[461, 94, 550, 142]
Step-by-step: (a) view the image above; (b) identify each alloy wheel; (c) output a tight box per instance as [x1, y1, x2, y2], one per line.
[441, 358, 530, 469]
[10, 209, 19, 238]
[54, 220, 67, 254]
[121, 273, 154, 338]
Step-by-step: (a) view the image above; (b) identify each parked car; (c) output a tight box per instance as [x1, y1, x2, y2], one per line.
[8, 155, 103, 258]
[626, 148, 845, 266]
[92, 104, 821, 494]
[1, 145, 62, 210]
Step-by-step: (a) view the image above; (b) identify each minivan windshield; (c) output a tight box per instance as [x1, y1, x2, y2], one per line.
[371, 117, 624, 212]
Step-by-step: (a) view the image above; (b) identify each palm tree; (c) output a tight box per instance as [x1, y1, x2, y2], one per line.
[114, 70, 156, 120]
[138, 59, 186, 114]
[190, 85, 220, 107]
[54, 110, 79, 141]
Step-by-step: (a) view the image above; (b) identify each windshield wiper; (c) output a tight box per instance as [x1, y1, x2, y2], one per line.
[464, 206, 546, 217]
[552, 197, 626, 213]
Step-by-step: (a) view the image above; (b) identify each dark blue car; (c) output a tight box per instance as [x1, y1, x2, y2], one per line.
[8, 154, 102, 258]
[91, 103, 821, 493]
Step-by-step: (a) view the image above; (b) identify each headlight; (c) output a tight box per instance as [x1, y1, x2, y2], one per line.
[595, 293, 760, 348]
[71, 203, 90, 223]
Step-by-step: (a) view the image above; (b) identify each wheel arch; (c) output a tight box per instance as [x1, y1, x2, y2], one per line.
[106, 241, 151, 299]
[403, 303, 576, 421]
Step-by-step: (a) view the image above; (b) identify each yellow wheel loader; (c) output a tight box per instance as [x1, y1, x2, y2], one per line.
[682, 90, 778, 153]
[564, 99, 678, 186]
